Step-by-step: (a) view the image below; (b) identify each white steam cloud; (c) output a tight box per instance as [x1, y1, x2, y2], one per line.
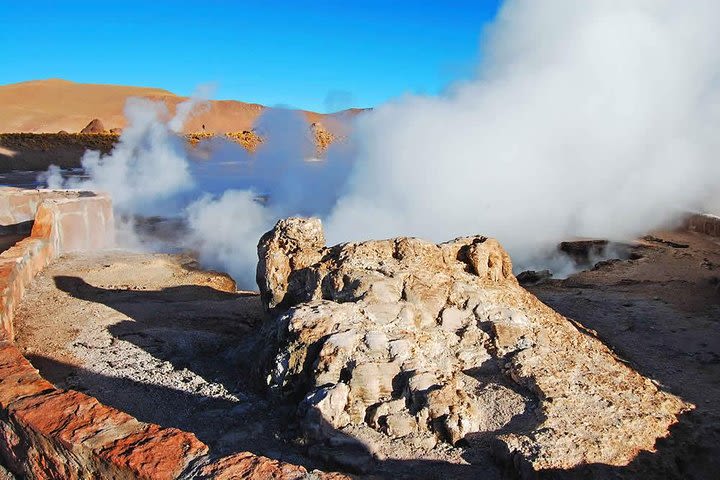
[43, 0, 720, 288]
[185, 190, 269, 284]
[326, 0, 720, 264]
[43, 94, 354, 286]
[47, 97, 195, 213]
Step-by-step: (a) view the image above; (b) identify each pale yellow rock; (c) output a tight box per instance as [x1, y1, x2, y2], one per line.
[257, 217, 691, 476]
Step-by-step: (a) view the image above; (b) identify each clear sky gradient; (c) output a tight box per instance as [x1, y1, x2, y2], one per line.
[1, 0, 502, 112]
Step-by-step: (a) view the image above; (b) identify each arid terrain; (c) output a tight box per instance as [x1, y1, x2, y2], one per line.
[528, 230, 720, 478]
[2, 1, 719, 477]
[0, 77, 718, 479]
[9, 223, 719, 479]
[0, 78, 355, 172]
[0, 79, 365, 134]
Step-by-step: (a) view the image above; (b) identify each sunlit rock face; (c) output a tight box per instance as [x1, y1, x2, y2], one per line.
[256, 217, 690, 475]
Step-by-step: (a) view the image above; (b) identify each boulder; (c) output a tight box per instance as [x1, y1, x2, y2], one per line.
[559, 239, 608, 264]
[256, 218, 690, 476]
[516, 269, 552, 285]
[256, 217, 325, 311]
[80, 118, 105, 134]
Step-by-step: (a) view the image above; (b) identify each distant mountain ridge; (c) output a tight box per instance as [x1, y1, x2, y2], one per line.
[0, 79, 367, 134]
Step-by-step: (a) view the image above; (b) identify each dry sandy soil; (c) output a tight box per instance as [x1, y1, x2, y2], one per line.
[11, 229, 720, 479]
[0, 79, 366, 134]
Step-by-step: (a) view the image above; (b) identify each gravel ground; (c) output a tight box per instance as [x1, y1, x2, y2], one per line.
[14, 251, 317, 466]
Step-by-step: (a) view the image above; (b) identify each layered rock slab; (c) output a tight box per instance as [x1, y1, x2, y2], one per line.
[256, 218, 690, 475]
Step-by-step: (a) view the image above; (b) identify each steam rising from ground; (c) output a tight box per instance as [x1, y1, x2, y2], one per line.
[326, 0, 720, 259]
[45, 0, 720, 287]
[45, 98, 196, 212]
[44, 96, 354, 285]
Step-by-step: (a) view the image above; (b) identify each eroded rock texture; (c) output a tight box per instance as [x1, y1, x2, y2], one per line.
[256, 218, 690, 475]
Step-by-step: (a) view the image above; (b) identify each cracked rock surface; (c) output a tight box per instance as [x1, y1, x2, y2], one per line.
[256, 218, 690, 475]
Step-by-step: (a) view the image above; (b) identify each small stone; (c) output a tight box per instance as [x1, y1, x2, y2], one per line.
[367, 398, 406, 428]
[516, 269, 552, 285]
[388, 339, 412, 361]
[408, 372, 438, 394]
[410, 434, 438, 450]
[364, 330, 389, 352]
[384, 412, 417, 438]
[347, 362, 400, 422]
[440, 307, 468, 331]
[363, 302, 403, 325]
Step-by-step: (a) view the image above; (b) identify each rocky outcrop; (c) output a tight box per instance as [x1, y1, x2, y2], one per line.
[685, 213, 720, 238]
[256, 217, 327, 312]
[310, 122, 336, 155]
[79, 119, 105, 134]
[256, 218, 691, 476]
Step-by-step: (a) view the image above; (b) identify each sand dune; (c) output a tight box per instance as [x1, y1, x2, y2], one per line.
[0, 79, 363, 134]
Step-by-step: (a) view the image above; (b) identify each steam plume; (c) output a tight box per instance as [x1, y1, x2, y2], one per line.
[47, 97, 195, 214]
[43, 0, 720, 288]
[325, 0, 720, 268]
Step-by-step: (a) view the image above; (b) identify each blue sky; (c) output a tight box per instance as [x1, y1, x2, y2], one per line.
[1, 0, 502, 112]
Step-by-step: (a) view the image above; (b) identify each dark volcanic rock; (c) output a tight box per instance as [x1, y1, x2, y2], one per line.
[559, 239, 609, 263]
[516, 269, 552, 285]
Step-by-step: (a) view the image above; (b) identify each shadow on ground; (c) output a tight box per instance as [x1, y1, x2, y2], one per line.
[44, 273, 716, 479]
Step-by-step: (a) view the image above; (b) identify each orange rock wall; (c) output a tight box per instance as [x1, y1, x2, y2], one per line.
[0, 190, 114, 342]
[0, 189, 58, 226]
[0, 190, 209, 479]
[30, 194, 115, 257]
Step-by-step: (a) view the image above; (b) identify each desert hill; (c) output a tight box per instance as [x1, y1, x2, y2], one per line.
[0, 79, 363, 134]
